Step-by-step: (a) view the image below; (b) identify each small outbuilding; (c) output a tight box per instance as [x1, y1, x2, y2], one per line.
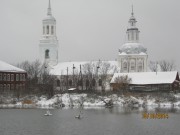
[110, 71, 179, 92]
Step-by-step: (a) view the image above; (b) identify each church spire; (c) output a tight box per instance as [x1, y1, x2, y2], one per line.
[126, 6, 139, 43]
[131, 5, 134, 16]
[47, 0, 52, 16]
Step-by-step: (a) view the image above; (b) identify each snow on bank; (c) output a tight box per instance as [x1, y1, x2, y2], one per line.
[1, 93, 180, 109]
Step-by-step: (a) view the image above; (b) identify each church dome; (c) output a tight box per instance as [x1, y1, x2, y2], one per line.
[119, 43, 147, 54]
[43, 15, 56, 21]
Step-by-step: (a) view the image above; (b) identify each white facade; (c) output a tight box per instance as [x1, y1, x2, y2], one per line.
[118, 7, 148, 73]
[39, 0, 59, 66]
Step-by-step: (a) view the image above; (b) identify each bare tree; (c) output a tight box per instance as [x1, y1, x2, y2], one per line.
[149, 61, 158, 72]
[98, 61, 111, 92]
[17, 60, 56, 98]
[113, 75, 132, 94]
[159, 60, 176, 71]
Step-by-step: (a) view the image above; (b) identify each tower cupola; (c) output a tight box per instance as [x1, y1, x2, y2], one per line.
[126, 5, 140, 43]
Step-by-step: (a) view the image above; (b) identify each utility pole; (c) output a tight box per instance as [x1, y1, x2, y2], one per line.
[73, 64, 75, 87]
[67, 67, 68, 90]
[78, 64, 83, 90]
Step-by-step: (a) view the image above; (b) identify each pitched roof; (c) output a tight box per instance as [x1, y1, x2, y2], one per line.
[0, 60, 25, 73]
[110, 71, 179, 85]
[50, 61, 119, 76]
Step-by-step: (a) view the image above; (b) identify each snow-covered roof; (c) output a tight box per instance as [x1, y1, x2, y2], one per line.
[119, 43, 147, 54]
[110, 71, 179, 85]
[0, 60, 26, 73]
[50, 61, 120, 76]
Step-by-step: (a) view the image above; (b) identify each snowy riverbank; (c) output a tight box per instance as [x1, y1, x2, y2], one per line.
[0, 93, 180, 109]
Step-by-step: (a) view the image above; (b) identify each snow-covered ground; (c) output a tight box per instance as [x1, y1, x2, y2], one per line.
[0, 93, 180, 109]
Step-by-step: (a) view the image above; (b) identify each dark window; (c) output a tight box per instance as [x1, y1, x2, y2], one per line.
[20, 74, 22, 81]
[3, 74, 6, 81]
[11, 74, 14, 81]
[43, 26, 45, 34]
[47, 25, 49, 34]
[45, 49, 50, 59]
[51, 26, 54, 35]
[16, 74, 19, 81]
[22, 74, 25, 81]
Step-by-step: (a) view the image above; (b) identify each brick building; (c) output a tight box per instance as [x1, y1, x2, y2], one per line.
[0, 60, 27, 94]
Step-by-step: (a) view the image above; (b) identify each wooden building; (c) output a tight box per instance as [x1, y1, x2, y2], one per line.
[0, 60, 27, 94]
[110, 71, 180, 92]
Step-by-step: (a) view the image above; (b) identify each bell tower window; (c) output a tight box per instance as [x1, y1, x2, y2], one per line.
[43, 26, 45, 34]
[123, 61, 127, 71]
[45, 49, 50, 59]
[47, 25, 49, 34]
[51, 26, 54, 35]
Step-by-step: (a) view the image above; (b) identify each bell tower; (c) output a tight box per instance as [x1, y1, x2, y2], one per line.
[118, 6, 148, 73]
[39, 0, 59, 66]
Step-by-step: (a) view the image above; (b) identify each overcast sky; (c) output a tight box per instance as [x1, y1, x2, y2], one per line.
[0, 0, 180, 69]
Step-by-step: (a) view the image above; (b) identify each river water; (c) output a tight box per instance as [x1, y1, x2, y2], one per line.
[0, 107, 180, 135]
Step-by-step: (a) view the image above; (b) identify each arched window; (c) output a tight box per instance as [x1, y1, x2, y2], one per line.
[43, 26, 45, 34]
[47, 25, 49, 34]
[45, 49, 50, 59]
[123, 61, 127, 71]
[51, 26, 54, 35]
[136, 33, 138, 41]
[138, 61, 143, 72]
[130, 60, 135, 71]
[57, 80, 60, 87]
[132, 31, 134, 40]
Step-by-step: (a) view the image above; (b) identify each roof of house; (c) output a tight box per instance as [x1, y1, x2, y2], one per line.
[50, 60, 120, 76]
[0, 60, 26, 73]
[110, 71, 179, 85]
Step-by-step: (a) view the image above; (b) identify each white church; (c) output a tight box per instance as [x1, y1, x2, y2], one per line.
[39, 0, 147, 73]
[38, 1, 179, 92]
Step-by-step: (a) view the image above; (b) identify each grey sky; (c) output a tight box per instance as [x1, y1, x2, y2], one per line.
[0, 0, 180, 69]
